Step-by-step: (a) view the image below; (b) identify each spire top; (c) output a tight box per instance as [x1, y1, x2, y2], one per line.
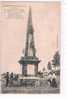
[24, 6, 35, 57]
[28, 6, 32, 27]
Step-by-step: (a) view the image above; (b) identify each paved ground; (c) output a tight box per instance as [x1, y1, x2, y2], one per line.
[1, 86, 60, 94]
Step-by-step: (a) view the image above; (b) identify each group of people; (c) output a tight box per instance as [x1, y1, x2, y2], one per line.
[5, 72, 19, 87]
[4, 72, 57, 88]
[47, 72, 57, 88]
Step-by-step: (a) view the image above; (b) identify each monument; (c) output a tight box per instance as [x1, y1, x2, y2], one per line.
[19, 7, 40, 76]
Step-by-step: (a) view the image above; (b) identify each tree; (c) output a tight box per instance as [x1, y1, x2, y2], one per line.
[47, 61, 52, 70]
[52, 51, 60, 67]
[43, 67, 45, 72]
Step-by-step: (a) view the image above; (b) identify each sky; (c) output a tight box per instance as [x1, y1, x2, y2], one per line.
[0, 2, 60, 74]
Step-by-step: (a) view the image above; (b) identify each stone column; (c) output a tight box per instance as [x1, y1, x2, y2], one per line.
[22, 64, 27, 76]
[35, 64, 38, 76]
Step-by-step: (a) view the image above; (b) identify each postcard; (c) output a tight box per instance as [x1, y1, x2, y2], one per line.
[0, 1, 60, 94]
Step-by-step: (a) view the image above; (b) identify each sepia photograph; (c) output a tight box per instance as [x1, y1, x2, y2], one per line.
[0, 1, 60, 94]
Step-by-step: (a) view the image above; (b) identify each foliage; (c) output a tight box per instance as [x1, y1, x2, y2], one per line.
[52, 51, 60, 67]
[47, 61, 52, 70]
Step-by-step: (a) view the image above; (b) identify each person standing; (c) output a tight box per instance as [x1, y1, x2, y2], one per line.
[47, 72, 53, 87]
[51, 73, 57, 88]
[5, 72, 9, 87]
[10, 72, 14, 86]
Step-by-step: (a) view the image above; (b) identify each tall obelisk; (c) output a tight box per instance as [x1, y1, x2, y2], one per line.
[19, 7, 40, 76]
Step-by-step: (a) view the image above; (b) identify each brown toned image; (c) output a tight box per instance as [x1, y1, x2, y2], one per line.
[0, 1, 60, 94]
